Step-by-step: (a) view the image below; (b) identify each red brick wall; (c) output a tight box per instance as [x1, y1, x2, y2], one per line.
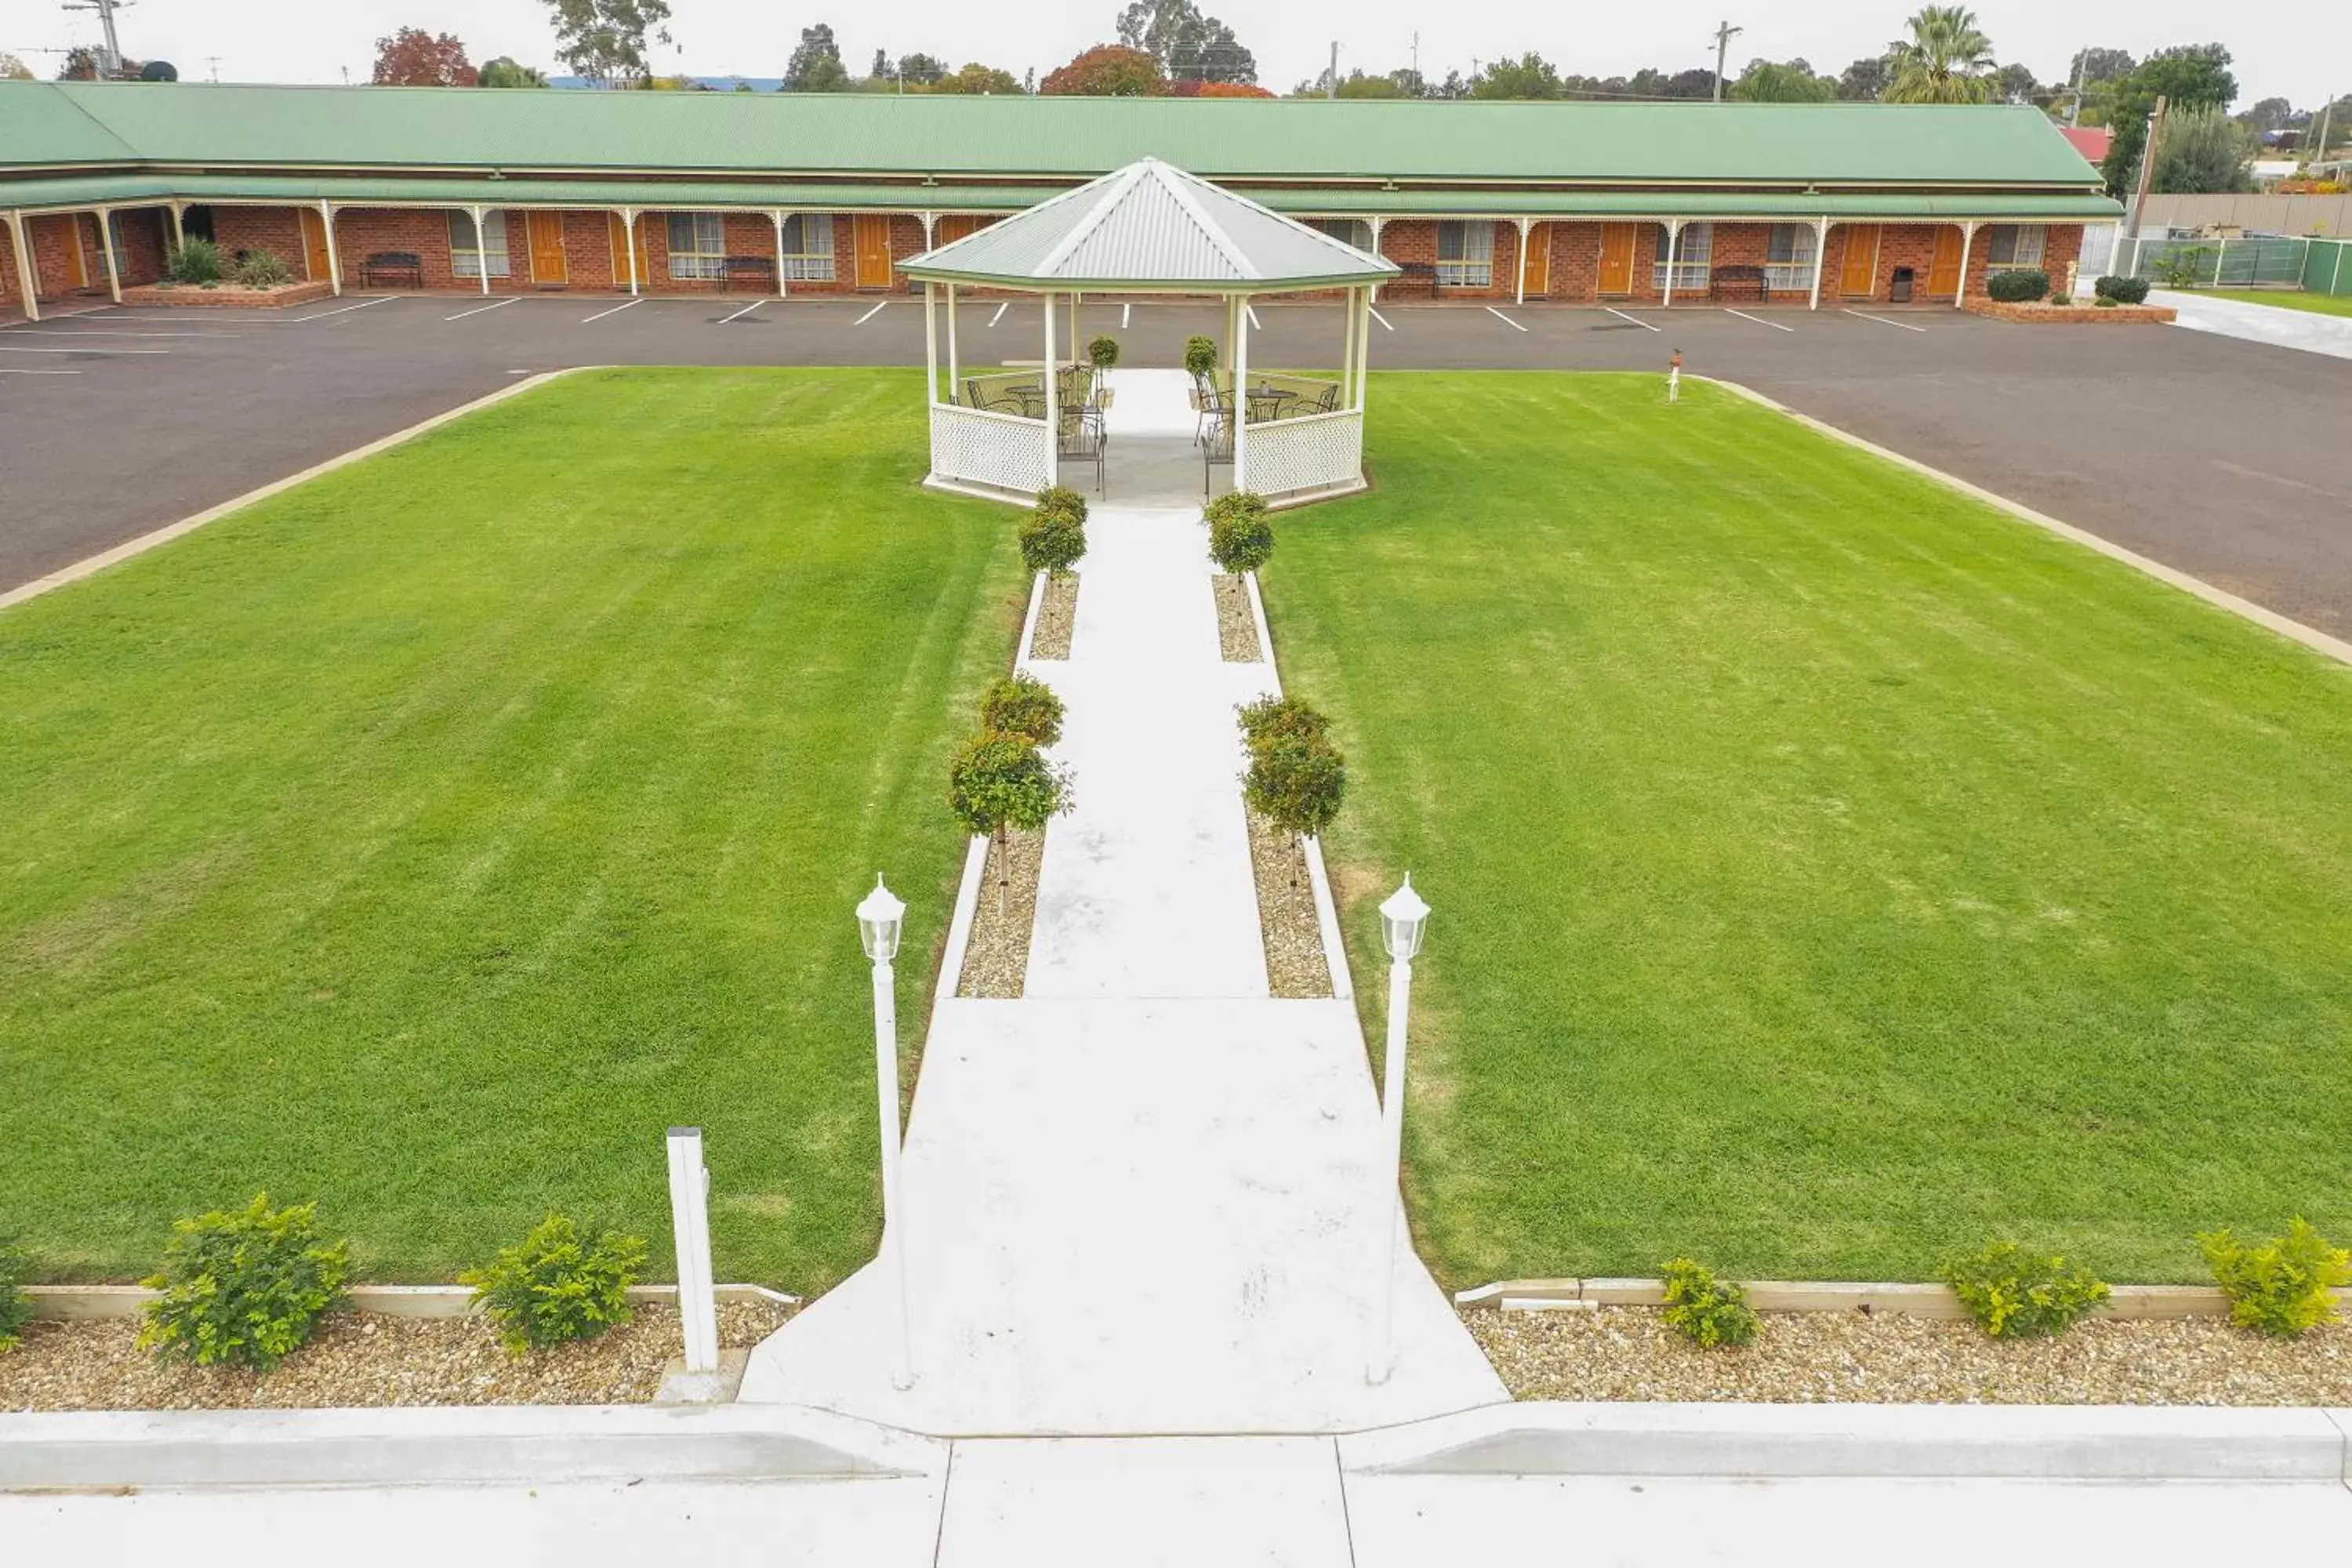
[0, 221, 16, 310]
[24, 214, 100, 299]
[214, 206, 310, 274]
[114, 207, 167, 287]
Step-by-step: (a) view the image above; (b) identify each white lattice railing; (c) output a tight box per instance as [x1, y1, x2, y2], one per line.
[1242, 408, 1363, 501]
[931, 403, 1051, 498]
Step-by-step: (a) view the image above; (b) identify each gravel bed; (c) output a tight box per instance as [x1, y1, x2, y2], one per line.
[0, 1300, 793, 1412]
[956, 827, 1044, 997]
[1468, 1305, 2352, 1406]
[1247, 811, 1332, 998]
[1029, 573, 1078, 659]
[1214, 574, 1261, 662]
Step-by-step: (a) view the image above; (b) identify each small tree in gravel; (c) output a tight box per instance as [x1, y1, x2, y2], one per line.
[1206, 491, 1274, 576]
[1660, 1257, 1759, 1349]
[981, 673, 1065, 747]
[2200, 1219, 2351, 1338]
[462, 1214, 648, 1355]
[0, 1237, 32, 1353]
[138, 1195, 350, 1370]
[1242, 718, 1345, 886]
[948, 731, 1075, 915]
[1020, 491, 1087, 579]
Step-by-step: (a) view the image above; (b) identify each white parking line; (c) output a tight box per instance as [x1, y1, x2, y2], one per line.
[1724, 308, 1795, 333]
[1484, 306, 1529, 332]
[1121, 303, 1131, 328]
[1843, 307, 1928, 333]
[444, 297, 519, 321]
[289, 296, 398, 322]
[0, 327, 241, 339]
[0, 367, 82, 374]
[581, 298, 643, 323]
[1602, 306, 1661, 332]
[1368, 306, 1394, 331]
[989, 302, 1009, 327]
[854, 300, 888, 325]
[0, 344, 169, 354]
[1246, 305, 1261, 329]
[716, 299, 768, 324]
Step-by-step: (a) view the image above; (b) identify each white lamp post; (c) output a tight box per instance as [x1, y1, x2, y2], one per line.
[1368, 874, 1430, 1385]
[856, 874, 915, 1390]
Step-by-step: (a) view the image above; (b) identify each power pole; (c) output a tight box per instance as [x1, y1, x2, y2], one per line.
[2313, 94, 2337, 169]
[1327, 40, 1339, 100]
[60, 0, 129, 75]
[2125, 94, 2168, 241]
[1711, 20, 1743, 102]
[2064, 50, 2085, 128]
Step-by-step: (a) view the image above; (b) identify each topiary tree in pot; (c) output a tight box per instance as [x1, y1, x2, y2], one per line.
[947, 731, 1075, 916]
[1019, 492, 1087, 580]
[1241, 707, 1345, 887]
[1206, 490, 1275, 577]
[1183, 333, 1219, 381]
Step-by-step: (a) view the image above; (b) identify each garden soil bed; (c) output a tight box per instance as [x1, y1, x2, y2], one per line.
[120, 281, 334, 310]
[1246, 812, 1331, 998]
[1214, 574, 1261, 662]
[1468, 1305, 2352, 1406]
[1029, 574, 1079, 659]
[956, 828, 1044, 998]
[0, 1300, 792, 1411]
[1964, 299, 2176, 325]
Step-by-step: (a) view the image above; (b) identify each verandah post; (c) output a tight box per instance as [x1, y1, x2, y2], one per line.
[319, 201, 343, 297]
[95, 207, 122, 303]
[467, 205, 491, 296]
[1809, 216, 1829, 310]
[1953, 221, 1976, 310]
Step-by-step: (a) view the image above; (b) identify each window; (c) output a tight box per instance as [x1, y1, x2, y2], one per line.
[1985, 224, 2045, 269]
[779, 212, 835, 282]
[1436, 220, 1494, 289]
[448, 209, 510, 278]
[1651, 222, 1711, 291]
[1310, 218, 1374, 252]
[666, 212, 727, 280]
[1765, 223, 1818, 291]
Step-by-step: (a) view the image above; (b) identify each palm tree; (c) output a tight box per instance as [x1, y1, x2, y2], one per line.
[1882, 5, 1997, 104]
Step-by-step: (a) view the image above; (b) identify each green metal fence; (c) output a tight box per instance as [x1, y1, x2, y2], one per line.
[2114, 234, 2352, 296]
[2300, 238, 2352, 296]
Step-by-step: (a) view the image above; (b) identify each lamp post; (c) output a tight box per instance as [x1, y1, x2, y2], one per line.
[1368, 874, 1430, 1385]
[856, 874, 915, 1390]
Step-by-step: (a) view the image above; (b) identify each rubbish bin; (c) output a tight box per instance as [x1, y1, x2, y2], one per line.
[1890, 266, 1916, 303]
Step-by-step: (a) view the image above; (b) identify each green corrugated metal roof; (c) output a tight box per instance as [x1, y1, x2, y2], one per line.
[2, 80, 2107, 191]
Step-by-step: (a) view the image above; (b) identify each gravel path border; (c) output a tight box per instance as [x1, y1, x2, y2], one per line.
[1214, 574, 1261, 662]
[1029, 574, 1078, 659]
[0, 1301, 793, 1412]
[1468, 1305, 2352, 1406]
[1247, 811, 1333, 998]
[955, 827, 1044, 997]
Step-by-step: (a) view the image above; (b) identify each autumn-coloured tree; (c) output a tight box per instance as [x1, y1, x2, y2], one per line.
[373, 27, 478, 87]
[1195, 81, 1272, 98]
[0, 50, 35, 80]
[1040, 45, 1166, 97]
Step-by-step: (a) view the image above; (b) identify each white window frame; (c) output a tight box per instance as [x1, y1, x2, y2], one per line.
[1436, 220, 1494, 289]
[666, 212, 728, 281]
[1764, 223, 1817, 292]
[779, 213, 836, 282]
[1652, 222, 1712, 292]
[1985, 223, 2046, 270]
[1311, 217, 1374, 252]
[449, 209, 511, 279]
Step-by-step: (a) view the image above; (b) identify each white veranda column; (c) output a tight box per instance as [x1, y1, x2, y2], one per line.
[320, 200, 343, 296]
[96, 208, 122, 303]
[167, 201, 186, 248]
[1043, 289, 1059, 489]
[1661, 219, 1684, 308]
[467, 205, 491, 295]
[4, 212, 38, 321]
[1369, 216, 1387, 303]
[1809, 217, 1829, 310]
[1233, 290, 1250, 492]
[1514, 216, 1533, 306]
[769, 209, 789, 299]
[924, 279, 938, 406]
[620, 209, 641, 296]
[1953, 221, 1976, 309]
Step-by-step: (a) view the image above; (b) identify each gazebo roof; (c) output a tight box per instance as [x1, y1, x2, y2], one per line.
[899, 156, 1400, 295]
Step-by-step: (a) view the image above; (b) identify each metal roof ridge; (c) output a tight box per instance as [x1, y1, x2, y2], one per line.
[1032, 161, 1152, 280]
[1149, 160, 1259, 282]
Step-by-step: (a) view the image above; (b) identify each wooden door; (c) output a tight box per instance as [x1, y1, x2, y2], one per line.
[1927, 225, 1963, 297]
[1596, 223, 1637, 295]
[935, 215, 980, 247]
[853, 215, 893, 289]
[1839, 224, 1882, 297]
[608, 212, 654, 289]
[527, 211, 568, 285]
[1519, 223, 1552, 296]
[299, 207, 332, 283]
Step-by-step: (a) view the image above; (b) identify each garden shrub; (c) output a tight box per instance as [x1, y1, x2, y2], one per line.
[2151, 249, 2212, 289]
[1182, 334, 1219, 379]
[1984, 268, 2049, 303]
[1942, 1241, 2109, 1338]
[2095, 274, 2151, 304]
[230, 248, 295, 288]
[1206, 491, 1275, 575]
[1236, 695, 1330, 753]
[1034, 485, 1087, 522]
[981, 673, 1065, 747]
[138, 1194, 350, 1370]
[1660, 1258, 1759, 1349]
[460, 1214, 647, 1355]
[0, 1238, 31, 1353]
[2200, 1219, 2351, 1338]
[1087, 333, 1120, 370]
[164, 237, 223, 285]
[1018, 501, 1087, 579]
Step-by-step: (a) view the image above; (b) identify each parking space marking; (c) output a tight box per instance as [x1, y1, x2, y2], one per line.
[581, 298, 643, 323]
[1121, 303, 1131, 328]
[0, 344, 169, 355]
[854, 300, 888, 325]
[289, 296, 398, 322]
[989, 302, 1009, 328]
[1246, 305, 1261, 329]
[1843, 308, 1928, 333]
[444, 297, 519, 321]
[1368, 306, 1393, 331]
[716, 299, 768, 324]
[2, 327, 241, 339]
[0, 367, 83, 374]
[1602, 307, 1661, 332]
[1724, 308, 1795, 333]
[1484, 307, 1529, 332]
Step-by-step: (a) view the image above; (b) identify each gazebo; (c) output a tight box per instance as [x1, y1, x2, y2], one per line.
[900, 158, 1399, 507]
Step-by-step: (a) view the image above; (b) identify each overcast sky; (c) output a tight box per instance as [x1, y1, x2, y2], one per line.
[11, 0, 2331, 107]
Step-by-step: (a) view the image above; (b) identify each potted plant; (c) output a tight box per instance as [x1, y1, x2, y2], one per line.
[1087, 333, 1120, 405]
[1183, 334, 1219, 408]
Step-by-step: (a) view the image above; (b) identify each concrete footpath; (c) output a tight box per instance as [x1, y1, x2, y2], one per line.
[2154, 288, 2352, 361]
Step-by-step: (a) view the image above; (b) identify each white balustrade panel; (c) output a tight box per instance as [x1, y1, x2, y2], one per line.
[931, 404, 1051, 497]
[1243, 409, 1363, 501]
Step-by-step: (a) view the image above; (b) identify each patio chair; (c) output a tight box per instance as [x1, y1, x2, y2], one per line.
[965, 378, 1028, 416]
[1058, 405, 1108, 495]
[1202, 404, 1235, 497]
[1195, 380, 1230, 448]
[1304, 384, 1341, 415]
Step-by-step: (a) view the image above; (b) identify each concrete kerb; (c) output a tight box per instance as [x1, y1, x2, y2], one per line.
[1702, 376, 2352, 671]
[26, 1282, 798, 1322]
[1339, 1401, 2352, 1484]
[0, 368, 593, 614]
[1455, 1277, 2352, 1321]
[1242, 564, 1357, 1004]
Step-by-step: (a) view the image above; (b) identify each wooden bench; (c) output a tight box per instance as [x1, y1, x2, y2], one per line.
[721, 256, 778, 292]
[1385, 261, 1439, 299]
[1708, 264, 1768, 303]
[360, 252, 423, 289]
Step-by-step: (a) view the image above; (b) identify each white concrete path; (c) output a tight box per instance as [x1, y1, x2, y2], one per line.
[2154, 288, 2352, 361]
[740, 369, 1502, 1434]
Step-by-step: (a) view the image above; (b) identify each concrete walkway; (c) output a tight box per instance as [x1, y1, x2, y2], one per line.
[2154, 288, 2352, 361]
[739, 370, 1503, 1433]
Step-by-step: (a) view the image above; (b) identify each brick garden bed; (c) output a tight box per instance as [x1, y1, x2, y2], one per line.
[121, 280, 333, 309]
[1965, 298, 2176, 325]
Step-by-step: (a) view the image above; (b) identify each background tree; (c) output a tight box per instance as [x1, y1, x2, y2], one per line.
[869, 49, 889, 82]
[1196, 81, 1272, 98]
[897, 53, 947, 87]
[542, 0, 673, 85]
[2154, 106, 2255, 192]
[1470, 53, 1563, 101]
[478, 56, 550, 87]
[1991, 62, 2038, 107]
[784, 24, 848, 92]
[933, 61, 1023, 94]
[1115, 0, 1256, 85]
[1733, 59, 1835, 103]
[1837, 56, 1893, 100]
[1040, 45, 1166, 97]
[2098, 45, 2237, 198]
[373, 28, 478, 87]
[57, 45, 104, 79]
[2236, 96, 2294, 137]
[0, 51, 34, 80]
[1883, 6, 1996, 104]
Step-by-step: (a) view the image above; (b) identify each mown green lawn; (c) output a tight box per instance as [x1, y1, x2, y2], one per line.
[2191, 287, 2352, 319]
[0, 369, 1025, 1288]
[1265, 372, 2352, 1287]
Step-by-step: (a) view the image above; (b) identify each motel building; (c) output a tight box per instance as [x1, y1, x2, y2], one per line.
[2, 82, 2119, 322]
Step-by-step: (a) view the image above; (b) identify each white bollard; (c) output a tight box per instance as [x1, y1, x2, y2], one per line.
[666, 1127, 720, 1375]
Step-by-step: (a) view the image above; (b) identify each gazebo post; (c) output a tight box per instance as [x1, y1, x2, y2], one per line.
[1353, 286, 1372, 412]
[1341, 281, 1359, 406]
[1043, 288, 1060, 489]
[946, 283, 959, 402]
[1069, 292, 1079, 367]
[1232, 290, 1250, 492]
[923, 280, 938, 406]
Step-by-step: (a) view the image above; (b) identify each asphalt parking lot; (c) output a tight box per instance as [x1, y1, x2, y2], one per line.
[5, 292, 2349, 637]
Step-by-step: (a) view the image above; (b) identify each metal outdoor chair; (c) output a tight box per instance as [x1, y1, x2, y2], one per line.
[1058, 405, 1108, 495]
[1303, 384, 1341, 415]
[965, 377, 1029, 416]
[1202, 405, 1235, 497]
[1195, 379, 1229, 447]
